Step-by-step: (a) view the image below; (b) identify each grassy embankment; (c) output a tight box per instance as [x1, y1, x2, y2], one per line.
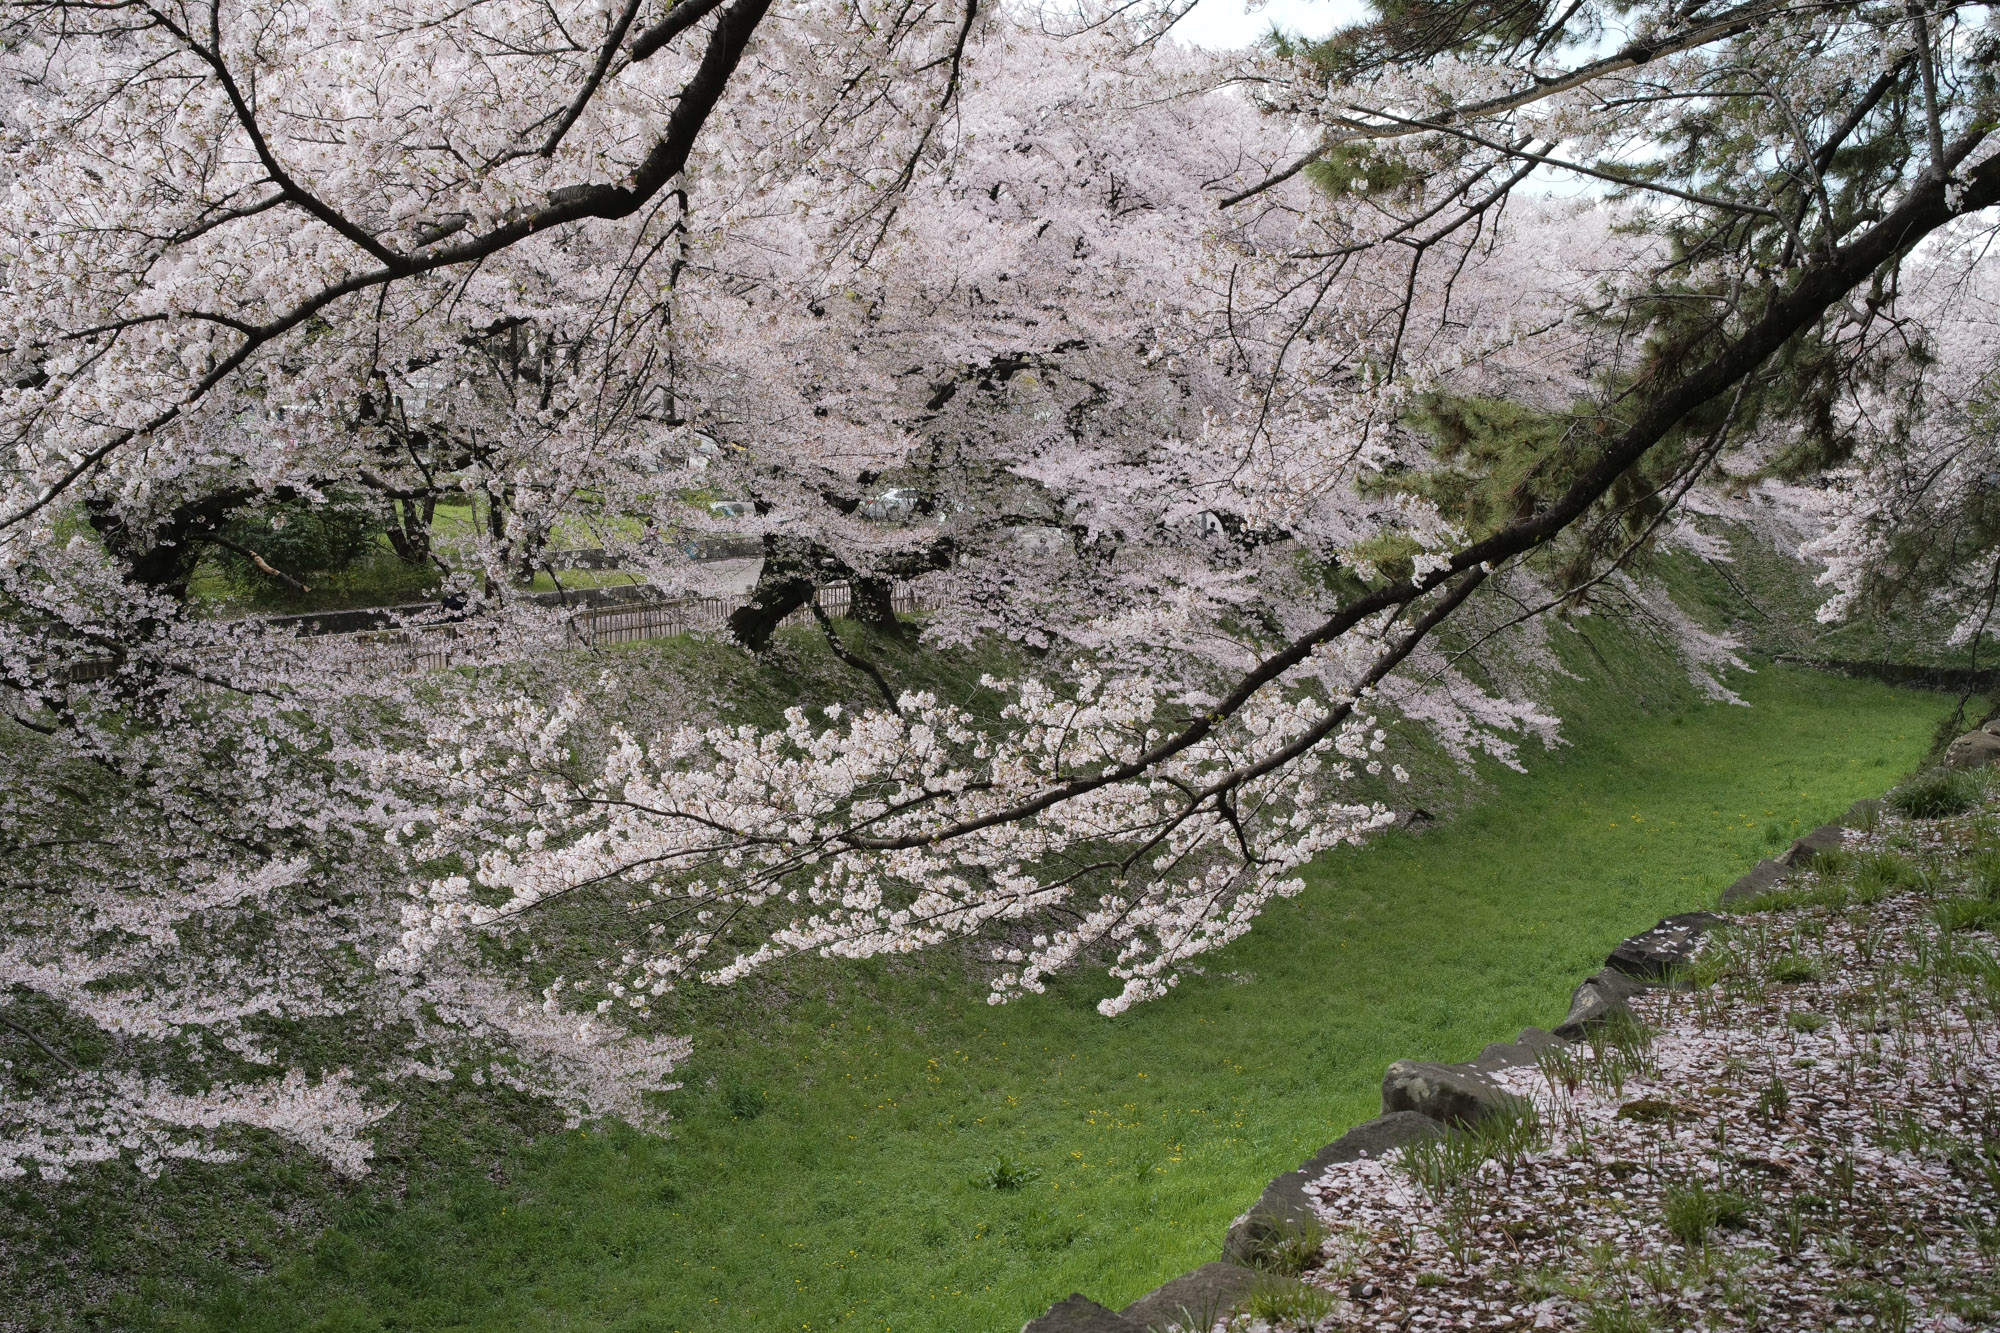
[116, 644, 1950, 1333]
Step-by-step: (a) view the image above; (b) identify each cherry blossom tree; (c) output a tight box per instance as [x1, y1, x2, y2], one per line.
[3, 0, 1999, 1185]
[1797, 244, 2000, 657]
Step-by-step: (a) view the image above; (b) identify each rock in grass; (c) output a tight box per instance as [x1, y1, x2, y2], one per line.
[1221, 1112, 1440, 1265]
[1381, 1059, 1527, 1127]
[1553, 967, 1655, 1041]
[1779, 821, 1847, 867]
[1606, 911, 1723, 982]
[1946, 729, 2000, 770]
[1721, 857, 1789, 906]
[1467, 1026, 1564, 1074]
[1021, 1293, 1142, 1332]
[1118, 1262, 1259, 1330]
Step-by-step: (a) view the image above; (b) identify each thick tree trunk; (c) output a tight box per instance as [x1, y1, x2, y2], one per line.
[727, 532, 946, 650]
[727, 535, 821, 651]
[726, 577, 814, 651]
[86, 489, 256, 599]
[383, 496, 435, 566]
[848, 576, 901, 633]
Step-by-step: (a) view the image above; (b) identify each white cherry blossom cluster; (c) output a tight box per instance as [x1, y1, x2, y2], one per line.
[372, 649, 1560, 1017]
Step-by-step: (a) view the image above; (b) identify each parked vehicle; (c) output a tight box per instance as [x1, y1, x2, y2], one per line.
[859, 487, 925, 522]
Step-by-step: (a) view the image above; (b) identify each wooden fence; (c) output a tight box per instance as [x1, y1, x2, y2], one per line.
[565, 581, 926, 648]
[54, 581, 930, 683]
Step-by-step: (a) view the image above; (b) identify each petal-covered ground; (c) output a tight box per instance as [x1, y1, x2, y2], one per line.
[1243, 789, 2000, 1333]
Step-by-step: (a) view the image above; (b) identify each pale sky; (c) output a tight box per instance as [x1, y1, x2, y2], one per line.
[1169, 0, 1369, 51]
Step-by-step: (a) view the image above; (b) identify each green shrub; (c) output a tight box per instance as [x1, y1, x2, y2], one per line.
[215, 493, 381, 593]
[1887, 768, 1983, 820]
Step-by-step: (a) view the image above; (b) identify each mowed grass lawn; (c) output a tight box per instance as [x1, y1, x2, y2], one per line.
[148, 665, 1948, 1333]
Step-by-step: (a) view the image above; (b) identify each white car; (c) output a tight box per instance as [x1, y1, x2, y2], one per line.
[859, 487, 925, 522]
[708, 500, 757, 519]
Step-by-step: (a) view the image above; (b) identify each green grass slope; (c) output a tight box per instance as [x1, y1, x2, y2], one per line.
[120, 658, 1946, 1333]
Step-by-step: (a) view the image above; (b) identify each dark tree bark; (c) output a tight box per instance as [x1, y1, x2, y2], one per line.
[382, 495, 436, 566]
[86, 488, 256, 598]
[726, 531, 951, 651]
[726, 536, 821, 651]
[848, 576, 901, 632]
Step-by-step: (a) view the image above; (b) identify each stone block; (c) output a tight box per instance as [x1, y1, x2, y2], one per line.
[1220, 1111, 1440, 1265]
[1553, 966, 1655, 1041]
[1119, 1262, 1259, 1331]
[1778, 822, 1847, 867]
[1946, 730, 2000, 770]
[1721, 857, 1788, 906]
[1022, 1293, 1142, 1332]
[1381, 1059, 1527, 1127]
[1467, 1026, 1563, 1075]
[1606, 911, 1723, 982]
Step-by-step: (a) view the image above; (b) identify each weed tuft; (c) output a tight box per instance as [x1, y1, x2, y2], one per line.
[1468, 1101, 1546, 1181]
[1887, 768, 1983, 820]
[1934, 894, 2000, 934]
[1582, 1294, 1658, 1333]
[1853, 850, 1922, 902]
[1767, 952, 1825, 984]
[1239, 1273, 1335, 1325]
[1250, 1213, 1329, 1278]
[974, 1154, 1040, 1191]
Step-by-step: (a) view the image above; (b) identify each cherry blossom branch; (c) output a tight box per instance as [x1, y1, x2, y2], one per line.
[536, 0, 649, 159]
[0, 0, 778, 536]
[844, 134, 2000, 854]
[158, 0, 402, 265]
[628, 0, 731, 62]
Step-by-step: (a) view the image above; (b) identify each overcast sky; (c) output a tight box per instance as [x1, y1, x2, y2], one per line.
[1170, 0, 1368, 50]
[1169, 0, 1618, 200]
